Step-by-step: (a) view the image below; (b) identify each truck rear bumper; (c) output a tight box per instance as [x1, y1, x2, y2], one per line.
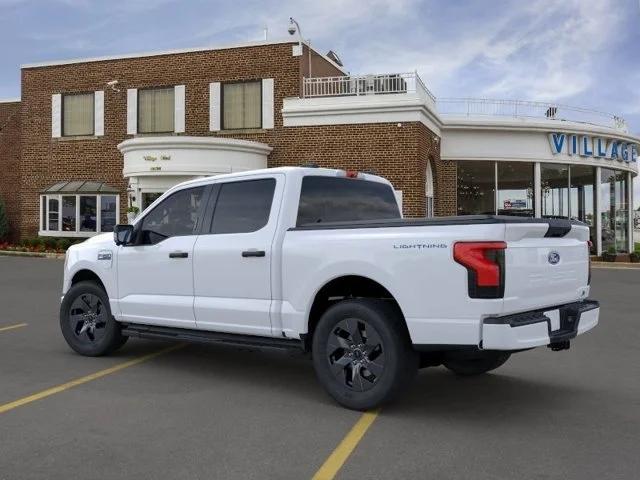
[481, 299, 599, 351]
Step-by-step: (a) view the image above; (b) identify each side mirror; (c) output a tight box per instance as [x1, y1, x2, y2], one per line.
[114, 224, 134, 246]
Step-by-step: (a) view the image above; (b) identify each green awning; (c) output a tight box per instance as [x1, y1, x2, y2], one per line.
[42, 181, 119, 194]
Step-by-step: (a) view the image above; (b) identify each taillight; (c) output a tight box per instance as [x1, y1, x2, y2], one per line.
[454, 242, 507, 299]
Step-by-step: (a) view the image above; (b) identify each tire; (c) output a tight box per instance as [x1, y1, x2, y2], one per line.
[443, 351, 511, 376]
[60, 281, 128, 357]
[312, 299, 418, 411]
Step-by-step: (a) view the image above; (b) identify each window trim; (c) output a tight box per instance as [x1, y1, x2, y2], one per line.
[61, 91, 95, 137]
[220, 79, 263, 131]
[136, 85, 176, 134]
[39, 193, 120, 238]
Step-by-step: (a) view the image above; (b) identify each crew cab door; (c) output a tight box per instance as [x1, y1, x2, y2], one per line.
[116, 185, 208, 328]
[193, 174, 283, 336]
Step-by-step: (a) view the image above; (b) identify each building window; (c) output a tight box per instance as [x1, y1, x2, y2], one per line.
[48, 197, 60, 231]
[100, 196, 118, 232]
[425, 161, 435, 217]
[62, 92, 94, 136]
[457, 161, 495, 215]
[541, 163, 570, 218]
[601, 168, 629, 253]
[61, 196, 77, 232]
[138, 87, 175, 133]
[40, 183, 119, 237]
[497, 162, 534, 217]
[222, 81, 261, 130]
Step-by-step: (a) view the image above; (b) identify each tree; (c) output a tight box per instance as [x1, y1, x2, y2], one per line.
[0, 197, 9, 241]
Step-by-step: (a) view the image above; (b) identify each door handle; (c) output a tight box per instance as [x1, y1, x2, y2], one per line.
[169, 251, 189, 259]
[242, 250, 265, 258]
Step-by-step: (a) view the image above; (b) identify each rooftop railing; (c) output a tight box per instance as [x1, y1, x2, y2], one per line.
[301, 74, 628, 133]
[302, 72, 436, 105]
[436, 97, 628, 132]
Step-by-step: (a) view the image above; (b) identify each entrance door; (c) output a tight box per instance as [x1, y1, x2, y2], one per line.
[117, 185, 208, 328]
[193, 175, 283, 337]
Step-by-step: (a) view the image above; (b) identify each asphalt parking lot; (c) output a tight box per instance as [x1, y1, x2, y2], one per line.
[0, 257, 639, 480]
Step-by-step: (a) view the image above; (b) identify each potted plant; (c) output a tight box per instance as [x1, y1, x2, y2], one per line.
[601, 246, 618, 262]
[126, 206, 140, 224]
[630, 244, 640, 263]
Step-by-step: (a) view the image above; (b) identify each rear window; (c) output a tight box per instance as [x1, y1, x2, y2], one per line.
[297, 176, 400, 226]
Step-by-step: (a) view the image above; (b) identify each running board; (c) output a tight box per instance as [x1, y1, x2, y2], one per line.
[120, 323, 305, 351]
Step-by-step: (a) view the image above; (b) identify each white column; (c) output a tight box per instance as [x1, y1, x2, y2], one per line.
[534, 162, 541, 217]
[595, 167, 602, 256]
[628, 171, 633, 253]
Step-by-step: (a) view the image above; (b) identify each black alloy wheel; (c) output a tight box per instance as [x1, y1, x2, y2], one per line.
[326, 318, 385, 392]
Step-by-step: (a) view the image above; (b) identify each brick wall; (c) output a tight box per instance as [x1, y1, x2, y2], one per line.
[19, 43, 304, 237]
[16, 41, 446, 237]
[0, 101, 21, 240]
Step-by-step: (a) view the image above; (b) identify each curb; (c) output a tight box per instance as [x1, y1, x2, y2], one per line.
[592, 261, 640, 270]
[0, 250, 65, 260]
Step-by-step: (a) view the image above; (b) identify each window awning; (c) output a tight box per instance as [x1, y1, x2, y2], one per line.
[41, 181, 120, 194]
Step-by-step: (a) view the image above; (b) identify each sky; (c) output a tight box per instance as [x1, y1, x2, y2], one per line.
[0, 0, 639, 206]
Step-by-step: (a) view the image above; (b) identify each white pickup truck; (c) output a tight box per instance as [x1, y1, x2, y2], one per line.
[60, 167, 599, 410]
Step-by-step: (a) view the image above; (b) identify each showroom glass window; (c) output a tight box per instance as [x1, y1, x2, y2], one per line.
[139, 186, 205, 244]
[222, 81, 261, 130]
[138, 87, 175, 133]
[209, 179, 276, 234]
[600, 168, 629, 253]
[457, 161, 496, 215]
[570, 165, 596, 252]
[62, 93, 94, 137]
[541, 164, 569, 218]
[40, 194, 119, 236]
[497, 162, 534, 216]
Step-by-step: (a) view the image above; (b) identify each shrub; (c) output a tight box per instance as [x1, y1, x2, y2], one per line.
[56, 238, 72, 251]
[43, 237, 57, 250]
[0, 197, 9, 241]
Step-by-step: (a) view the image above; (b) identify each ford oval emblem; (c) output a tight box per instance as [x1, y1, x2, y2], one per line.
[548, 251, 561, 265]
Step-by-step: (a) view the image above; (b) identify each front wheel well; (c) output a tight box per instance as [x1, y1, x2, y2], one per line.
[71, 269, 106, 292]
[306, 275, 405, 350]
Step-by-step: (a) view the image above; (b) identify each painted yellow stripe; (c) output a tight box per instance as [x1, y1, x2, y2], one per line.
[312, 409, 380, 480]
[0, 343, 184, 415]
[0, 323, 28, 333]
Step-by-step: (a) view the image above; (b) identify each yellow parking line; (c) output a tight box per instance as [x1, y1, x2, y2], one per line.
[0, 323, 28, 333]
[312, 409, 380, 480]
[0, 343, 184, 415]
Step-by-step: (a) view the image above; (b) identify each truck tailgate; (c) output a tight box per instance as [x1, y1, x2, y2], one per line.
[502, 221, 591, 315]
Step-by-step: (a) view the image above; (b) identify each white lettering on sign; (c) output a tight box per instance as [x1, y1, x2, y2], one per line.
[548, 133, 638, 163]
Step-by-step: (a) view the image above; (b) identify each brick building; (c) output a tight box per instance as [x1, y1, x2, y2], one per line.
[0, 38, 638, 253]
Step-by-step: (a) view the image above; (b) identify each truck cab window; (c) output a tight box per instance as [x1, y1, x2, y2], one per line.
[297, 176, 400, 226]
[139, 186, 205, 244]
[209, 178, 275, 234]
